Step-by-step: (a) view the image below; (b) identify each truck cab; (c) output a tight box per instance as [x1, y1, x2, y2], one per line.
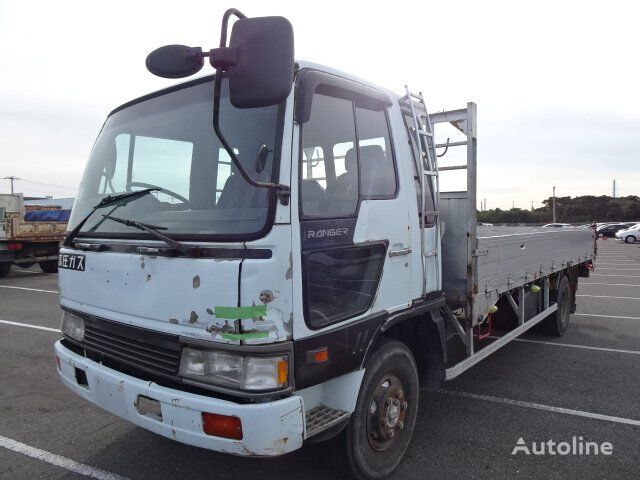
[55, 11, 595, 480]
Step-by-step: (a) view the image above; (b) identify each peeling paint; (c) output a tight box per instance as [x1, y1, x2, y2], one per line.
[206, 308, 214, 315]
[192, 275, 200, 289]
[259, 290, 274, 303]
[285, 251, 293, 280]
[206, 320, 236, 334]
[169, 318, 179, 324]
[189, 311, 199, 324]
[283, 313, 293, 336]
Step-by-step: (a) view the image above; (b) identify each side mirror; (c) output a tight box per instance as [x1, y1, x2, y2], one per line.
[226, 16, 294, 108]
[146, 45, 205, 79]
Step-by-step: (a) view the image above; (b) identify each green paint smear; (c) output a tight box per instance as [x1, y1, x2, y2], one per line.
[220, 331, 269, 341]
[215, 305, 267, 319]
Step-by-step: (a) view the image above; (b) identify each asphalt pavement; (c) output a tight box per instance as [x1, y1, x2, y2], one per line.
[0, 240, 638, 479]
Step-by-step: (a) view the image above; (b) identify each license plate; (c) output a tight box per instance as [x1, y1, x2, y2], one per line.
[58, 253, 86, 271]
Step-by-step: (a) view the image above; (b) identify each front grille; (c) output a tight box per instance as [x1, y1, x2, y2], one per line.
[72, 313, 182, 378]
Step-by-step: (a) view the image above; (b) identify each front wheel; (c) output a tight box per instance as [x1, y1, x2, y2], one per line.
[625, 236, 636, 244]
[331, 339, 419, 480]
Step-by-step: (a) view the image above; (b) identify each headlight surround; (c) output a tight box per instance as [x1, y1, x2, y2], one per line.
[61, 311, 85, 341]
[179, 347, 288, 391]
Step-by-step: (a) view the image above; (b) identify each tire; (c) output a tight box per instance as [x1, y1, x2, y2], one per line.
[39, 260, 58, 273]
[0, 262, 10, 278]
[17, 262, 35, 269]
[625, 236, 636, 244]
[541, 275, 571, 337]
[330, 339, 419, 480]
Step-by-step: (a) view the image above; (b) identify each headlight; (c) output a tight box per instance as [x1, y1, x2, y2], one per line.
[61, 311, 85, 341]
[180, 347, 288, 391]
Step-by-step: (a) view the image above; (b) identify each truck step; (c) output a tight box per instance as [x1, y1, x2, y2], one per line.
[305, 405, 350, 438]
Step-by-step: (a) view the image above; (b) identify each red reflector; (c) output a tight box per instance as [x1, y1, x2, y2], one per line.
[202, 413, 243, 440]
[55, 356, 61, 370]
[7, 243, 22, 251]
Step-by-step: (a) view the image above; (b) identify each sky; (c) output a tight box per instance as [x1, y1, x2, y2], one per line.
[0, 0, 638, 209]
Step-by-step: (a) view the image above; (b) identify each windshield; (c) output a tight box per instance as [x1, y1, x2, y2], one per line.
[69, 77, 283, 240]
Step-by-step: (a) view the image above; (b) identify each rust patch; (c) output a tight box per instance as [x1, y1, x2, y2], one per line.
[206, 308, 214, 315]
[206, 320, 236, 334]
[169, 318, 179, 324]
[259, 290, 274, 303]
[189, 311, 199, 324]
[192, 275, 200, 289]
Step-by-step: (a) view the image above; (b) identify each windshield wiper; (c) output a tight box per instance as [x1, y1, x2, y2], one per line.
[102, 214, 186, 253]
[63, 188, 160, 247]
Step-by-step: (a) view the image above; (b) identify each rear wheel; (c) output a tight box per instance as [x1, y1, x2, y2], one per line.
[541, 275, 571, 337]
[39, 260, 58, 273]
[625, 235, 636, 244]
[0, 262, 10, 278]
[330, 339, 419, 480]
[16, 262, 35, 269]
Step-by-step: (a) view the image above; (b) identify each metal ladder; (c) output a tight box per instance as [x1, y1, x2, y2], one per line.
[402, 86, 440, 296]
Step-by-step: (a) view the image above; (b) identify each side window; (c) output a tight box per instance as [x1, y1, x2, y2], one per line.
[402, 114, 436, 225]
[300, 94, 358, 217]
[355, 107, 397, 198]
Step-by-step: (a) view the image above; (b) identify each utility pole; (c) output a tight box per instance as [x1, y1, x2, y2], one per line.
[3, 176, 19, 194]
[531, 201, 534, 211]
[512, 200, 515, 209]
[552, 186, 556, 223]
[612, 179, 616, 198]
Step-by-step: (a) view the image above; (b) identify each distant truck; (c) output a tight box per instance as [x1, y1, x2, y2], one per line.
[0, 193, 68, 277]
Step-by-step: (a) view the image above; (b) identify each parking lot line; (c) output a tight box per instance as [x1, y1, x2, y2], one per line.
[0, 434, 129, 480]
[580, 282, 640, 287]
[486, 336, 640, 355]
[577, 294, 640, 300]
[442, 391, 640, 427]
[0, 285, 58, 294]
[574, 313, 640, 320]
[0, 319, 59, 333]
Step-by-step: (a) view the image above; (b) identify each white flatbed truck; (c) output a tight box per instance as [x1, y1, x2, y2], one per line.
[54, 9, 596, 479]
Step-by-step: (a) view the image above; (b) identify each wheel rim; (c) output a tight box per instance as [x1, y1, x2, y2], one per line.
[366, 373, 408, 452]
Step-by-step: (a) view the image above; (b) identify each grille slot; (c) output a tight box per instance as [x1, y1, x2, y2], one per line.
[77, 316, 182, 377]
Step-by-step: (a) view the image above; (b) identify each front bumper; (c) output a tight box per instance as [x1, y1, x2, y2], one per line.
[54, 340, 304, 456]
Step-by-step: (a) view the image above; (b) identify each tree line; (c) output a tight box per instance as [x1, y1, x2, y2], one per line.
[477, 195, 640, 224]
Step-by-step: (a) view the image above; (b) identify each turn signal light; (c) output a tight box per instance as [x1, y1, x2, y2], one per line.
[202, 413, 243, 440]
[7, 243, 22, 251]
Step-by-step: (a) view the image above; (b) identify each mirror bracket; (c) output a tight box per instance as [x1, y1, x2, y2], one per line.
[210, 47, 238, 69]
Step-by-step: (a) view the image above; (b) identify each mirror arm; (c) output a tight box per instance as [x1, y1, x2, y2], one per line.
[219, 8, 246, 46]
[212, 74, 290, 206]
[209, 8, 290, 206]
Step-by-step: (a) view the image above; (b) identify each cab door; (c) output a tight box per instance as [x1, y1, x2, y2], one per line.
[296, 77, 413, 333]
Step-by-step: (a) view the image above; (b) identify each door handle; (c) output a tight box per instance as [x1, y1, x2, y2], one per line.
[389, 247, 412, 257]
